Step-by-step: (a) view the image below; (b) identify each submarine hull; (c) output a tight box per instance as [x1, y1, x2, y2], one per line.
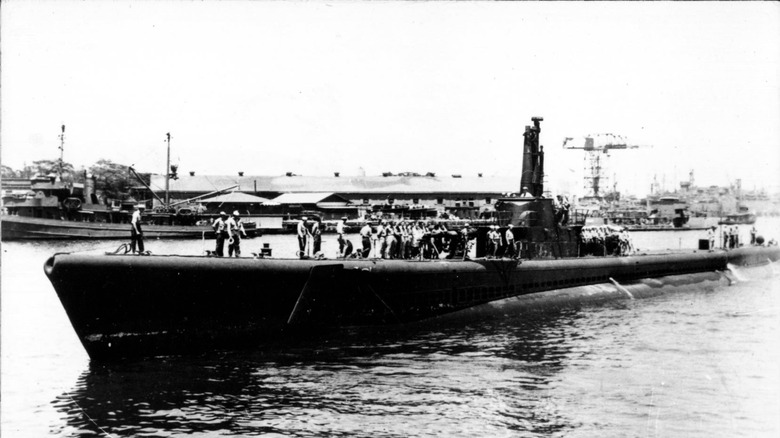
[44, 246, 780, 361]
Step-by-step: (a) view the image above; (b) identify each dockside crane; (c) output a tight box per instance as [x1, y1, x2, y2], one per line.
[562, 133, 649, 199]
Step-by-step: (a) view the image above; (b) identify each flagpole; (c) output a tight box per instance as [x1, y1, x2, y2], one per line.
[165, 132, 171, 209]
[58, 125, 65, 180]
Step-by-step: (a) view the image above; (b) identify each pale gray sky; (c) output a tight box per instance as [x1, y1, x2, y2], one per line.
[2, 1, 779, 196]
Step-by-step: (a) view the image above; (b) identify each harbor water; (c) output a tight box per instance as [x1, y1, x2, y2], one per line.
[2, 219, 780, 437]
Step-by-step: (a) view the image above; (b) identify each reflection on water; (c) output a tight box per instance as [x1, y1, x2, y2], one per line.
[2, 216, 779, 437]
[53, 309, 585, 437]
[50, 268, 780, 437]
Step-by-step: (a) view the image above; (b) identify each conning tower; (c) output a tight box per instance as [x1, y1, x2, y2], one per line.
[520, 117, 545, 198]
[478, 117, 583, 259]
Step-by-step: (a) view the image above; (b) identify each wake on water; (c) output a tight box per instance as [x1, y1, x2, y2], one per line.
[433, 259, 780, 322]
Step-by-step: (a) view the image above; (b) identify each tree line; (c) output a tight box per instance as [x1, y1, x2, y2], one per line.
[1, 159, 150, 200]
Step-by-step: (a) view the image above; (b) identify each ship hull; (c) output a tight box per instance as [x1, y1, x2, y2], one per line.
[44, 246, 780, 361]
[2, 215, 223, 240]
[718, 213, 757, 226]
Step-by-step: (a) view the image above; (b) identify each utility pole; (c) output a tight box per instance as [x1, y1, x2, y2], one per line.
[165, 132, 171, 208]
[58, 125, 65, 181]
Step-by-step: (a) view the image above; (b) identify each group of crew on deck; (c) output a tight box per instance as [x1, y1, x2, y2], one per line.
[485, 224, 520, 259]
[353, 220, 471, 260]
[211, 210, 247, 257]
[327, 220, 524, 260]
[296, 216, 323, 258]
[580, 225, 635, 257]
[719, 226, 742, 249]
[707, 225, 768, 250]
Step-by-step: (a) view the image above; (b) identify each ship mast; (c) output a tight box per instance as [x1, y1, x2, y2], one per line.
[58, 125, 65, 181]
[165, 132, 171, 208]
[520, 117, 544, 197]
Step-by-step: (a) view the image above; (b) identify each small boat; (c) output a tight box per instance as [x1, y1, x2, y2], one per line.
[43, 117, 780, 361]
[1, 129, 253, 241]
[0, 183, 257, 241]
[719, 208, 757, 225]
[1, 214, 237, 240]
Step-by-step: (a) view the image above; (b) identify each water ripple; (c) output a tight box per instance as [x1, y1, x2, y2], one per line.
[4, 237, 779, 437]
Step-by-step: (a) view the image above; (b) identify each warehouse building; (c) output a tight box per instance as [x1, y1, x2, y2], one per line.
[141, 172, 521, 220]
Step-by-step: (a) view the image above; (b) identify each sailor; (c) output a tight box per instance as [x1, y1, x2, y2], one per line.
[337, 233, 354, 258]
[399, 221, 410, 259]
[359, 222, 372, 258]
[561, 195, 570, 225]
[212, 211, 229, 256]
[504, 224, 516, 258]
[336, 218, 347, 255]
[434, 223, 448, 258]
[375, 220, 387, 258]
[750, 226, 757, 245]
[459, 223, 472, 259]
[297, 216, 309, 258]
[485, 225, 494, 257]
[618, 228, 632, 256]
[411, 222, 425, 259]
[487, 225, 500, 258]
[425, 222, 440, 259]
[707, 226, 716, 250]
[311, 218, 322, 255]
[226, 210, 247, 257]
[336, 218, 346, 237]
[130, 204, 145, 254]
[383, 221, 396, 259]
[493, 225, 502, 257]
[519, 186, 532, 198]
[554, 195, 564, 224]
[395, 222, 406, 259]
[460, 222, 471, 241]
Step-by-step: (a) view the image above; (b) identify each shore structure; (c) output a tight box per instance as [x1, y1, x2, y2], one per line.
[0, 132, 258, 240]
[140, 172, 521, 228]
[44, 117, 780, 361]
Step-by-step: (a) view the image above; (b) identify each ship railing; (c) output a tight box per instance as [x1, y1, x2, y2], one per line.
[521, 241, 579, 259]
[570, 209, 590, 226]
[494, 211, 513, 226]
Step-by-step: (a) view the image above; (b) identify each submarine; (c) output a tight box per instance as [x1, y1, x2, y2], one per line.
[44, 117, 780, 361]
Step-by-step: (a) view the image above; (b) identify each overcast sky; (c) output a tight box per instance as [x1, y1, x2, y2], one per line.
[2, 1, 778, 197]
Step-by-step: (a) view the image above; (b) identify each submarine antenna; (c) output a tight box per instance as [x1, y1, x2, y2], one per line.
[165, 132, 171, 209]
[58, 124, 65, 181]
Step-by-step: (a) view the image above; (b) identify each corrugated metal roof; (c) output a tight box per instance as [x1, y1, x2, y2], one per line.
[272, 193, 351, 204]
[151, 174, 519, 194]
[199, 192, 278, 205]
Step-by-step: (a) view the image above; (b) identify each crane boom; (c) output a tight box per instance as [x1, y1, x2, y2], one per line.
[562, 134, 644, 151]
[562, 133, 651, 199]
